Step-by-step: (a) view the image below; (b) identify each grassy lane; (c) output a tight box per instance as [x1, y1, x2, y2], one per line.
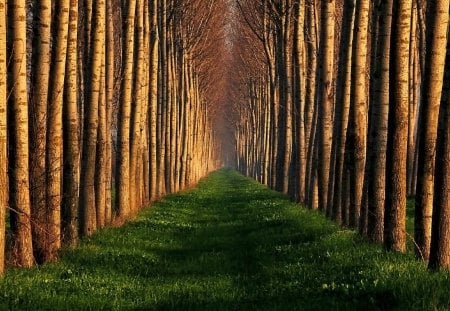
[0, 169, 449, 310]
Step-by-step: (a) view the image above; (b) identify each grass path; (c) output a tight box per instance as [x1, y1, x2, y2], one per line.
[0, 169, 449, 310]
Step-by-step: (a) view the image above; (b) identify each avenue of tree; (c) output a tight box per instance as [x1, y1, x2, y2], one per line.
[3, 0, 450, 277]
[232, 0, 450, 270]
[0, 0, 225, 273]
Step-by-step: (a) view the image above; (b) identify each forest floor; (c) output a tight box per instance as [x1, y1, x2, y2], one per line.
[0, 169, 449, 310]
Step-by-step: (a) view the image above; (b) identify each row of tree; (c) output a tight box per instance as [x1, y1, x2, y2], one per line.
[231, 0, 450, 270]
[0, 0, 223, 274]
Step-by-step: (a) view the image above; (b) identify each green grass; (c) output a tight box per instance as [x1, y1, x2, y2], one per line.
[0, 169, 449, 310]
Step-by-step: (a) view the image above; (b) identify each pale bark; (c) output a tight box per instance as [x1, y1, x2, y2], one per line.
[29, 0, 51, 264]
[80, 0, 105, 236]
[8, 0, 34, 267]
[46, 0, 70, 260]
[116, 0, 137, 218]
[62, 0, 80, 246]
[367, 0, 392, 243]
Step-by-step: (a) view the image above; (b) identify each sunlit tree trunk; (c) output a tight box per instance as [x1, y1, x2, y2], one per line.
[329, 0, 355, 223]
[80, 0, 105, 236]
[149, 0, 159, 200]
[46, 0, 70, 261]
[316, 0, 334, 212]
[62, 0, 80, 246]
[130, 0, 145, 214]
[367, 0, 392, 243]
[95, 56, 107, 228]
[116, 0, 136, 218]
[384, 0, 411, 253]
[29, 0, 51, 264]
[8, 0, 34, 267]
[347, 0, 369, 228]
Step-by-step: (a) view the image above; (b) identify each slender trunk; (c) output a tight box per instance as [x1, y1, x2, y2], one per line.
[384, 0, 411, 253]
[415, 0, 449, 261]
[116, 0, 136, 218]
[62, 0, 80, 246]
[8, 0, 34, 267]
[46, 0, 71, 260]
[0, 0, 7, 274]
[367, 0, 392, 243]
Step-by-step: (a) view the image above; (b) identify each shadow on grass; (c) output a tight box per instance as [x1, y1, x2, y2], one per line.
[0, 169, 450, 310]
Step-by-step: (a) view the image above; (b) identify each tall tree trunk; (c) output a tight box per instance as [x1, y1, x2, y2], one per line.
[149, 0, 159, 200]
[329, 0, 355, 224]
[80, 0, 105, 236]
[29, 0, 51, 264]
[0, 0, 7, 274]
[384, 0, 411, 253]
[46, 0, 70, 261]
[317, 0, 334, 212]
[367, 0, 392, 243]
[428, 29, 450, 270]
[8, 0, 34, 267]
[414, 0, 449, 261]
[348, 0, 370, 228]
[116, 0, 136, 218]
[62, 0, 80, 246]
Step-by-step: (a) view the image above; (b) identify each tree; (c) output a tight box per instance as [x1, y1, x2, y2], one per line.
[0, 0, 7, 274]
[384, 0, 411, 252]
[29, 0, 51, 264]
[62, 0, 80, 246]
[8, 0, 34, 267]
[316, 0, 335, 212]
[414, 0, 449, 261]
[80, 0, 105, 236]
[366, 0, 393, 243]
[46, 0, 71, 261]
[428, 22, 450, 270]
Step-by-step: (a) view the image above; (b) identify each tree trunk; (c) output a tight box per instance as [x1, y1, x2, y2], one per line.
[46, 0, 70, 261]
[80, 0, 105, 236]
[428, 28, 450, 270]
[29, 0, 51, 264]
[367, 0, 392, 243]
[62, 0, 80, 246]
[414, 0, 449, 261]
[8, 0, 34, 267]
[0, 0, 7, 274]
[317, 0, 334, 212]
[348, 0, 370, 228]
[116, 0, 136, 218]
[384, 0, 411, 253]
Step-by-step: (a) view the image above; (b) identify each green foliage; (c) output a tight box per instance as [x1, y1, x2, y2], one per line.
[0, 169, 448, 310]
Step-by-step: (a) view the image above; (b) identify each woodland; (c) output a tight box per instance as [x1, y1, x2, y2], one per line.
[0, 0, 449, 301]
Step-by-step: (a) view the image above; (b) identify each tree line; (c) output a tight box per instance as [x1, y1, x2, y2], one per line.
[0, 0, 224, 274]
[231, 0, 450, 270]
